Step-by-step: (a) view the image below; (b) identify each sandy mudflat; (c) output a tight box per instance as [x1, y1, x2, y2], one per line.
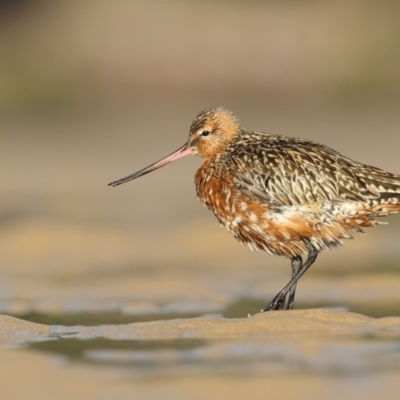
[1, 310, 400, 400]
[0, 315, 50, 344]
[1, 309, 400, 344]
[92, 309, 400, 340]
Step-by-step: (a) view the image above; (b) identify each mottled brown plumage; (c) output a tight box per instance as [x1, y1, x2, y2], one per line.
[109, 107, 400, 311]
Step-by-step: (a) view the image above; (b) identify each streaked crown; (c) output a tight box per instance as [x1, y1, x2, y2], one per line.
[188, 107, 242, 158]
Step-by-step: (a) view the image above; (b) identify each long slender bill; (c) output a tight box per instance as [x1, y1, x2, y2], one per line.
[108, 143, 193, 187]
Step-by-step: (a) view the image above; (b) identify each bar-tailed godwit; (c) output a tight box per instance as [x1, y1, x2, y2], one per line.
[109, 108, 400, 311]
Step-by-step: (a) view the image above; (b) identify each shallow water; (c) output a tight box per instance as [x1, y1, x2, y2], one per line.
[27, 332, 400, 377]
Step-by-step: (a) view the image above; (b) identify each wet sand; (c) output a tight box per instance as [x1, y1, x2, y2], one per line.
[1, 310, 400, 400]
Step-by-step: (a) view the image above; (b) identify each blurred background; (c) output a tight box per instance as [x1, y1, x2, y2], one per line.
[0, 0, 400, 315]
[1, 1, 400, 398]
[1, 0, 400, 310]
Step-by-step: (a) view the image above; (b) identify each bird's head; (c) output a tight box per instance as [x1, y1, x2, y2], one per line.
[187, 107, 241, 158]
[108, 107, 241, 187]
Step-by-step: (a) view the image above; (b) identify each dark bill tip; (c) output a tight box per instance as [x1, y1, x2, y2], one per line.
[108, 143, 193, 187]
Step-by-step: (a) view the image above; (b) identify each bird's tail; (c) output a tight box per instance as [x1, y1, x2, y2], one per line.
[360, 167, 400, 216]
[372, 193, 400, 216]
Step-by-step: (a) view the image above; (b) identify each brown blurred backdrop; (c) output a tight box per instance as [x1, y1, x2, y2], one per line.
[0, 0, 400, 313]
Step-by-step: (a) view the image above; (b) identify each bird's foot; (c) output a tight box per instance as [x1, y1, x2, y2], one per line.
[263, 293, 286, 312]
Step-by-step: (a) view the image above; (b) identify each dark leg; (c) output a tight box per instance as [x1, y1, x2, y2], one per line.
[286, 255, 302, 310]
[271, 256, 302, 311]
[263, 238, 318, 312]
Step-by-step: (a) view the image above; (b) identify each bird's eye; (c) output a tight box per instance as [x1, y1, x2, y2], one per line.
[200, 130, 211, 137]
